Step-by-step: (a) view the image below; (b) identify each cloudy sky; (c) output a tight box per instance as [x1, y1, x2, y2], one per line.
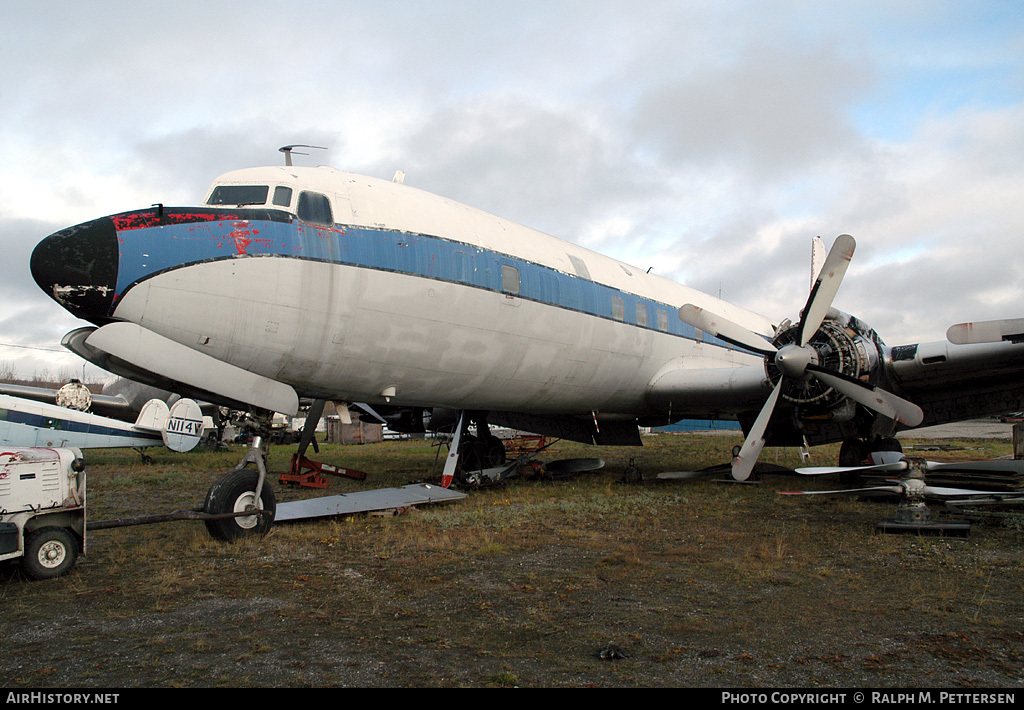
[2, 1, 1022, 379]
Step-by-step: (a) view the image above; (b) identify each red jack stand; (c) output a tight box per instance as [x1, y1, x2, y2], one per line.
[279, 453, 369, 488]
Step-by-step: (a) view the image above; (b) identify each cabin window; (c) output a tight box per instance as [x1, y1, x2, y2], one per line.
[568, 254, 592, 281]
[272, 186, 293, 207]
[501, 265, 520, 295]
[611, 295, 625, 321]
[206, 185, 269, 206]
[635, 303, 647, 327]
[297, 191, 334, 227]
[657, 308, 668, 331]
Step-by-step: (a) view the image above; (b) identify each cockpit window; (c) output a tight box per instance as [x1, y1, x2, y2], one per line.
[207, 185, 269, 206]
[297, 191, 333, 227]
[272, 186, 293, 207]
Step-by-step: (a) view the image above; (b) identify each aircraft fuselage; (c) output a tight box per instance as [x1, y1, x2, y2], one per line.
[31, 166, 772, 424]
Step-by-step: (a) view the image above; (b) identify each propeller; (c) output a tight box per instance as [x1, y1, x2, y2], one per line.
[679, 235, 924, 482]
[793, 457, 1024, 478]
[778, 479, 1007, 499]
[782, 456, 1024, 500]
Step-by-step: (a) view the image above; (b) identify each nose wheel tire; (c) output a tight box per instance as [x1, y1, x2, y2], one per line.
[203, 468, 276, 541]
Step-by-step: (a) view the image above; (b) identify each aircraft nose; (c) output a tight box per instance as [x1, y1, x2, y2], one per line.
[30, 216, 119, 323]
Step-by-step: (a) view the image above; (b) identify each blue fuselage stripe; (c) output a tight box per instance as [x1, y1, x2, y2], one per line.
[0, 408, 161, 442]
[115, 216, 732, 348]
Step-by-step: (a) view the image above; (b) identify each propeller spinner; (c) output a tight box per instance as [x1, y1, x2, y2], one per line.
[679, 235, 924, 482]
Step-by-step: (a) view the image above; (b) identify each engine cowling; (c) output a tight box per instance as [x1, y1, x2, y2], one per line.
[765, 309, 884, 420]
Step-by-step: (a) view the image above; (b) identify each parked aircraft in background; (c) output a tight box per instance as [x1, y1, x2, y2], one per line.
[0, 392, 204, 453]
[28, 152, 1024, 538]
[0, 377, 175, 423]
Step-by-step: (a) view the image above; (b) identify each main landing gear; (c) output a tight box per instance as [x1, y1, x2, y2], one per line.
[440, 411, 512, 488]
[460, 413, 507, 471]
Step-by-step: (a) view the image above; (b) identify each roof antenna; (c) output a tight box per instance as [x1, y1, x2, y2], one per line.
[279, 144, 327, 167]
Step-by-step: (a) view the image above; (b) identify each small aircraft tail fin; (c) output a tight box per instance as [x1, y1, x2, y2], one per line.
[162, 399, 204, 453]
[135, 399, 170, 431]
[134, 398, 203, 452]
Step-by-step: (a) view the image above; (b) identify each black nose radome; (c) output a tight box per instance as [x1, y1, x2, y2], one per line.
[31, 216, 119, 323]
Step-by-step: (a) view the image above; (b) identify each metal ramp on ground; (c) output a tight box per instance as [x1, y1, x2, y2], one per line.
[275, 483, 466, 523]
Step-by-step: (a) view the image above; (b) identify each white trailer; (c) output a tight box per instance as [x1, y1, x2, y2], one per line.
[0, 447, 85, 580]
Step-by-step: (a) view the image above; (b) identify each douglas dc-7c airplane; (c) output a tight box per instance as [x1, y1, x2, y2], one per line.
[28, 149, 1024, 539]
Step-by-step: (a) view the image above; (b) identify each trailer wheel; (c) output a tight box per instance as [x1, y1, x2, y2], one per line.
[203, 468, 276, 541]
[23, 527, 78, 580]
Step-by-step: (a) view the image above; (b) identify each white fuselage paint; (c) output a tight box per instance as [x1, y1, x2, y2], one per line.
[0, 394, 161, 450]
[113, 166, 771, 416]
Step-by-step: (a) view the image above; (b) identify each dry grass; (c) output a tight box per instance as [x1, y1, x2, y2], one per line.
[1, 431, 1022, 687]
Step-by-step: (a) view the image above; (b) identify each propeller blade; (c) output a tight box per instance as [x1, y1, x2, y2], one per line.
[678, 304, 777, 356]
[925, 459, 1024, 474]
[797, 234, 855, 346]
[795, 461, 909, 476]
[779, 485, 903, 496]
[732, 380, 783, 481]
[806, 365, 924, 427]
[922, 484, 1013, 498]
[946, 318, 1024, 345]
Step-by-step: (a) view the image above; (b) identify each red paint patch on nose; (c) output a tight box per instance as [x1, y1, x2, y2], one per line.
[228, 221, 260, 254]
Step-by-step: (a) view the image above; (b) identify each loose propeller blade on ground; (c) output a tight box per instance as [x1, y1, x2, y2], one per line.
[781, 482, 1015, 498]
[779, 485, 904, 497]
[922, 485, 1016, 497]
[795, 461, 910, 476]
[790, 456, 1024, 499]
[927, 459, 1024, 474]
[796, 458, 1024, 477]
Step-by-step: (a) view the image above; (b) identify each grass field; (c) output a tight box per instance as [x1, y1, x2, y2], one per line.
[1, 432, 1022, 688]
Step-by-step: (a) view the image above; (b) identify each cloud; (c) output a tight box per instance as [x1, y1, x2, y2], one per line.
[631, 42, 873, 181]
[2, 1, 1023, 379]
[379, 96, 666, 244]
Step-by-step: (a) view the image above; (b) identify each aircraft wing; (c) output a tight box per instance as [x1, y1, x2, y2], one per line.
[887, 338, 1024, 427]
[642, 335, 1024, 445]
[0, 381, 136, 417]
[0, 382, 62, 405]
[0, 380, 155, 422]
